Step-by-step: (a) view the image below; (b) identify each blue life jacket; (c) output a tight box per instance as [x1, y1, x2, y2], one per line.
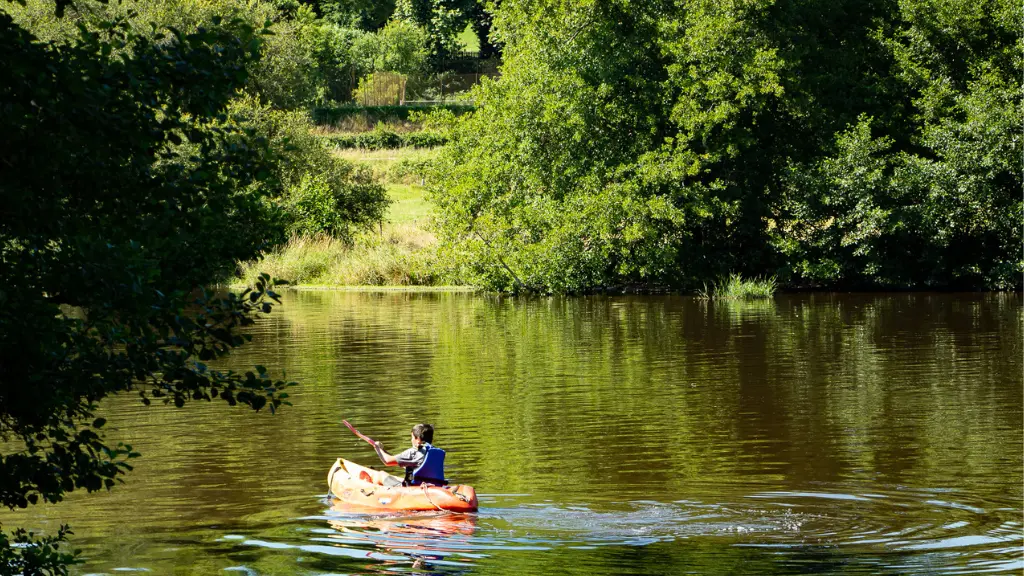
[408, 443, 446, 486]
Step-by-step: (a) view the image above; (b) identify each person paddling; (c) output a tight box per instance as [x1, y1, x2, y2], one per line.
[372, 423, 447, 486]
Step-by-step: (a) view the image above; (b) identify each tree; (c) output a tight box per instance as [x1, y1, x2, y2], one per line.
[0, 9, 297, 573]
[228, 95, 390, 238]
[352, 17, 428, 74]
[295, 0, 396, 30]
[431, 0, 1022, 292]
[394, 0, 477, 66]
[466, 0, 498, 58]
[431, 1, 687, 292]
[6, 0, 369, 108]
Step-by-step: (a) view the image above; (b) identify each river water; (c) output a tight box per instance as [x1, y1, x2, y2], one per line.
[6, 291, 1022, 574]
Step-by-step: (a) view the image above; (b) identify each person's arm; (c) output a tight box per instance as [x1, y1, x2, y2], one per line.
[373, 441, 398, 466]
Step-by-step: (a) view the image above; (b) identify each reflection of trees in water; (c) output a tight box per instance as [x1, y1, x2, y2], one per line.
[6, 291, 1015, 569]
[166, 291, 1021, 499]
[253, 291, 1021, 500]
[221, 291, 1021, 506]
[7, 291, 1017, 572]
[84, 290, 1020, 508]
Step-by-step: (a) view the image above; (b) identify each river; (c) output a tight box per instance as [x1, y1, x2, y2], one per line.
[6, 291, 1022, 574]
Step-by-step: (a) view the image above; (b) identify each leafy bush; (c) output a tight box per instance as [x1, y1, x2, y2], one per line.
[385, 154, 436, 184]
[352, 18, 428, 74]
[407, 107, 459, 134]
[321, 126, 447, 149]
[229, 97, 391, 239]
[311, 103, 475, 125]
[250, 17, 319, 109]
[7, 0, 369, 109]
[287, 172, 364, 235]
[431, 0, 1022, 293]
[297, 12, 367, 103]
[403, 131, 447, 147]
[251, 5, 369, 108]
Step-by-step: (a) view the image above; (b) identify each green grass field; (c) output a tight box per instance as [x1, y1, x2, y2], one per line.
[458, 24, 479, 52]
[234, 147, 442, 288]
[334, 147, 434, 225]
[386, 183, 430, 224]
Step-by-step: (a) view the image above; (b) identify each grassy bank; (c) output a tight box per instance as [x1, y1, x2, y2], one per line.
[236, 140, 784, 294]
[236, 147, 451, 288]
[334, 148, 435, 187]
[236, 225, 441, 286]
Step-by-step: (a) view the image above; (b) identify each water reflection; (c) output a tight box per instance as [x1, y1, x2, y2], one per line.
[0, 292, 1019, 574]
[323, 503, 478, 572]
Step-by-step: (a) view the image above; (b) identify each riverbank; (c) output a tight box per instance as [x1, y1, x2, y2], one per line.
[233, 152, 784, 297]
[235, 146, 454, 288]
[235, 224, 440, 287]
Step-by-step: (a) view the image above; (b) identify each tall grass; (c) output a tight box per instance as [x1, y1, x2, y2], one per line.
[333, 147, 436, 186]
[236, 225, 449, 287]
[312, 115, 422, 134]
[698, 273, 778, 300]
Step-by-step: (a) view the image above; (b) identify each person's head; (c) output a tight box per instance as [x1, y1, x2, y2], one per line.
[410, 423, 434, 447]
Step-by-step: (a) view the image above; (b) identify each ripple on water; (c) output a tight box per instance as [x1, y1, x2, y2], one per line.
[209, 488, 1020, 575]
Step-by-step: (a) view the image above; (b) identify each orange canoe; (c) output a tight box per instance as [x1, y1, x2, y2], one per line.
[327, 458, 478, 512]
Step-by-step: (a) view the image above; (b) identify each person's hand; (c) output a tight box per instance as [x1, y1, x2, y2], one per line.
[373, 441, 388, 465]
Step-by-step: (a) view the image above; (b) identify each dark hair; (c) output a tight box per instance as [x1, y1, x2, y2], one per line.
[411, 423, 433, 444]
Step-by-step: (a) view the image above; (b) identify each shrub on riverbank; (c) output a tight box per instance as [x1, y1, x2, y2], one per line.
[432, 0, 1022, 293]
[229, 97, 390, 240]
[698, 275, 777, 300]
[236, 227, 444, 286]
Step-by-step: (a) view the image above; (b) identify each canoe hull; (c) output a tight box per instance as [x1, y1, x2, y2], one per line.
[327, 458, 478, 512]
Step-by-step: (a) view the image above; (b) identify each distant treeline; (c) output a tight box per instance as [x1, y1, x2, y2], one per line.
[8, 0, 498, 108]
[432, 0, 1022, 293]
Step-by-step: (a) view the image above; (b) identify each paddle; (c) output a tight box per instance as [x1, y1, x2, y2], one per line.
[343, 420, 376, 446]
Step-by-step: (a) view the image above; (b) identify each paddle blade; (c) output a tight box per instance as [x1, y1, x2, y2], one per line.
[343, 420, 376, 445]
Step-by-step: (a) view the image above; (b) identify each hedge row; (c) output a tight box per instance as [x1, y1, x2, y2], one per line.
[311, 104, 475, 126]
[321, 130, 449, 150]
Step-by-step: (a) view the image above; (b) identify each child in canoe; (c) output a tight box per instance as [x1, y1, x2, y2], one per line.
[373, 423, 448, 486]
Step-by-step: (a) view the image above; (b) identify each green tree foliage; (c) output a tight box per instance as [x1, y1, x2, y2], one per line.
[465, 0, 498, 58]
[394, 0, 493, 66]
[297, 0, 396, 30]
[228, 97, 390, 238]
[7, 0, 368, 107]
[432, 2, 689, 292]
[432, 0, 1022, 292]
[353, 17, 428, 74]
[298, 12, 367, 102]
[0, 8, 306, 572]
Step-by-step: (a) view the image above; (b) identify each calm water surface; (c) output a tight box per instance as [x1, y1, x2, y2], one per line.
[7, 292, 1022, 574]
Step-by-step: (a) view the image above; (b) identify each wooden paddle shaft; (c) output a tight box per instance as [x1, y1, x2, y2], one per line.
[343, 420, 376, 446]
